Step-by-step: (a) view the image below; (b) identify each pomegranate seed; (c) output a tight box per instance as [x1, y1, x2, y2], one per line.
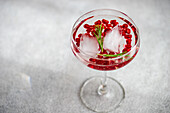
[126, 39, 132, 44]
[104, 28, 111, 34]
[103, 61, 109, 65]
[73, 43, 79, 53]
[109, 60, 115, 64]
[126, 28, 131, 34]
[86, 28, 91, 33]
[89, 25, 94, 29]
[76, 42, 80, 47]
[115, 22, 119, 25]
[96, 59, 103, 65]
[88, 64, 94, 69]
[102, 32, 105, 36]
[119, 25, 123, 28]
[122, 31, 126, 36]
[109, 52, 115, 55]
[123, 24, 128, 28]
[75, 38, 80, 47]
[76, 38, 80, 42]
[112, 22, 119, 27]
[102, 19, 109, 25]
[110, 20, 116, 24]
[127, 48, 131, 52]
[125, 34, 132, 39]
[107, 24, 112, 27]
[84, 24, 90, 28]
[134, 32, 137, 38]
[122, 48, 127, 52]
[94, 20, 102, 25]
[89, 58, 96, 62]
[97, 55, 103, 58]
[125, 44, 132, 48]
[131, 26, 136, 32]
[123, 27, 127, 32]
[101, 49, 107, 54]
[78, 34, 82, 38]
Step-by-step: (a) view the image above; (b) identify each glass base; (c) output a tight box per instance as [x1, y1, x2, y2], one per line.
[80, 76, 125, 113]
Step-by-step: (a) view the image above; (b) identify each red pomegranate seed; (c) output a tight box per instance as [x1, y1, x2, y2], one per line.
[103, 61, 109, 65]
[101, 49, 107, 54]
[75, 38, 80, 47]
[126, 39, 132, 44]
[73, 42, 79, 53]
[123, 24, 128, 28]
[112, 22, 119, 27]
[88, 64, 94, 69]
[78, 34, 82, 38]
[115, 22, 119, 25]
[96, 59, 103, 65]
[126, 28, 131, 34]
[89, 58, 96, 62]
[125, 44, 132, 48]
[110, 20, 116, 24]
[131, 26, 136, 32]
[76, 38, 80, 42]
[123, 27, 127, 32]
[89, 25, 94, 29]
[109, 52, 115, 55]
[84, 24, 90, 28]
[94, 20, 102, 25]
[104, 28, 111, 34]
[117, 63, 124, 68]
[122, 48, 127, 52]
[121, 31, 126, 36]
[119, 25, 123, 28]
[107, 24, 112, 27]
[125, 34, 132, 39]
[86, 28, 91, 33]
[76, 42, 80, 47]
[97, 55, 103, 58]
[102, 19, 109, 24]
[109, 60, 115, 64]
[127, 48, 131, 52]
[102, 32, 105, 36]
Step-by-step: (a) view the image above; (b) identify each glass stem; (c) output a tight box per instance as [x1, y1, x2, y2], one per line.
[98, 71, 108, 95]
[103, 71, 107, 86]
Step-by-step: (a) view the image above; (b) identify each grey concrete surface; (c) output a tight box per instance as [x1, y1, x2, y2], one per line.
[0, 0, 170, 113]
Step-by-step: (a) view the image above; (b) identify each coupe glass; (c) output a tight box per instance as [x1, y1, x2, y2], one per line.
[71, 9, 140, 112]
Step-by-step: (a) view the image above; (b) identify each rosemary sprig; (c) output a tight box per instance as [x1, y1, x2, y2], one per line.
[98, 51, 127, 57]
[93, 24, 104, 52]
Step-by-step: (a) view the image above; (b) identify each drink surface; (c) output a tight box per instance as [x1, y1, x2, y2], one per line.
[71, 15, 139, 71]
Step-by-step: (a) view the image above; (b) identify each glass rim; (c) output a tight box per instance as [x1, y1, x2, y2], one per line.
[71, 9, 140, 60]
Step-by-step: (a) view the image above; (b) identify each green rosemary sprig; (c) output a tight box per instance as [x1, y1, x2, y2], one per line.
[93, 24, 104, 52]
[98, 51, 127, 57]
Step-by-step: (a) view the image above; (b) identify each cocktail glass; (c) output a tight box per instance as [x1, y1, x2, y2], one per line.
[71, 9, 140, 112]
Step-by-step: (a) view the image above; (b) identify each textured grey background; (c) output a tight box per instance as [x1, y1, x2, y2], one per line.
[0, 0, 170, 113]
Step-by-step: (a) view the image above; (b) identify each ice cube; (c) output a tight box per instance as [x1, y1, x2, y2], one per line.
[80, 34, 98, 56]
[103, 25, 123, 53]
